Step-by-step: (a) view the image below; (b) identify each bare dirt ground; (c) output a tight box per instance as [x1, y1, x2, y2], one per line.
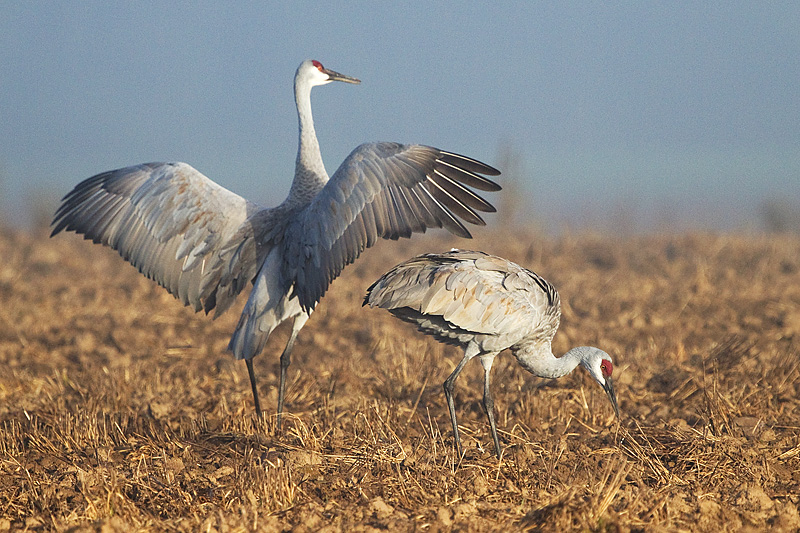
[1, 225, 799, 532]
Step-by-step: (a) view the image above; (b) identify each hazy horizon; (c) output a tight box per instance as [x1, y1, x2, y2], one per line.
[2, 2, 799, 233]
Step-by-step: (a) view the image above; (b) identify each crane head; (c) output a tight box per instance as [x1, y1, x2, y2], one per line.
[297, 60, 361, 88]
[582, 348, 621, 419]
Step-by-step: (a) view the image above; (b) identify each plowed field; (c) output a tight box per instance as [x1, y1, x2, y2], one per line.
[2, 227, 799, 531]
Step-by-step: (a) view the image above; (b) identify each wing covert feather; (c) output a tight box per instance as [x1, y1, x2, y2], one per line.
[364, 250, 559, 342]
[51, 162, 270, 315]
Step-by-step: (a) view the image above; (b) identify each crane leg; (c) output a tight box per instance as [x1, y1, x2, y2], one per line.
[480, 353, 501, 457]
[276, 314, 309, 431]
[276, 336, 295, 430]
[442, 343, 480, 457]
[246, 359, 262, 418]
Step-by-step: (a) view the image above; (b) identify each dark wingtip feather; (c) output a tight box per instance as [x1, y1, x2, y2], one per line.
[49, 224, 65, 238]
[474, 175, 502, 192]
[50, 208, 74, 237]
[435, 157, 502, 193]
[438, 151, 502, 177]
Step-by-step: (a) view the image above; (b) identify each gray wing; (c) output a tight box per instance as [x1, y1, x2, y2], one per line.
[283, 143, 501, 312]
[364, 250, 560, 346]
[51, 162, 267, 316]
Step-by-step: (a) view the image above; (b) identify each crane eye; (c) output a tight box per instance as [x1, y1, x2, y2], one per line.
[601, 359, 613, 377]
[312, 60, 324, 71]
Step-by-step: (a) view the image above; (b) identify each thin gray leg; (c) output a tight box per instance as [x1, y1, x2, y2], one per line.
[480, 353, 501, 457]
[246, 359, 262, 418]
[276, 314, 310, 430]
[442, 343, 480, 457]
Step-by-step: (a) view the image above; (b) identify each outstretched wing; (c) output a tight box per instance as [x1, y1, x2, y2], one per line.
[51, 162, 267, 316]
[283, 142, 501, 312]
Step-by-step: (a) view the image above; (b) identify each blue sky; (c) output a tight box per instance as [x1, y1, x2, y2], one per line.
[2, 2, 799, 231]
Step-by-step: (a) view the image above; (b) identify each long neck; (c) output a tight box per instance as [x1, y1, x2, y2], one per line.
[514, 343, 587, 379]
[291, 81, 329, 201]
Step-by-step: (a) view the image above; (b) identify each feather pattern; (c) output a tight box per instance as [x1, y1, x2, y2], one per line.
[364, 250, 558, 353]
[51, 162, 265, 315]
[283, 142, 499, 312]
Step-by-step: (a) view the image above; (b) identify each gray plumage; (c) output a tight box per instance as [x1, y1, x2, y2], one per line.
[364, 249, 619, 457]
[51, 60, 500, 424]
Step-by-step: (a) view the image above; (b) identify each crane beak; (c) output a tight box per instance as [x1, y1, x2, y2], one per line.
[323, 68, 361, 84]
[602, 377, 620, 419]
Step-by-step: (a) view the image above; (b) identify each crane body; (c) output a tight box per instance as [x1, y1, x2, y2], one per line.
[52, 60, 501, 425]
[364, 249, 619, 457]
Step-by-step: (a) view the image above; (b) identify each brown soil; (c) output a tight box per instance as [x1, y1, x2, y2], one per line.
[1, 226, 799, 531]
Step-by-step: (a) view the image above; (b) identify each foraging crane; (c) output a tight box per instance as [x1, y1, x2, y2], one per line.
[363, 249, 619, 457]
[51, 60, 500, 426]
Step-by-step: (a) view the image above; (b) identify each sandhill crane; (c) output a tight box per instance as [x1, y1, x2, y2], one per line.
[364, 249, 619, 457]
[51, 60, 500, 426]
